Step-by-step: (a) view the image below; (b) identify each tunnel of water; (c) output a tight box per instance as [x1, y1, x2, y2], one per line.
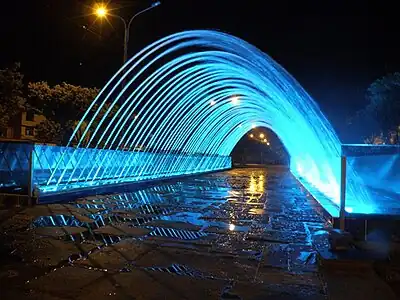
[30, 30, 375, 212]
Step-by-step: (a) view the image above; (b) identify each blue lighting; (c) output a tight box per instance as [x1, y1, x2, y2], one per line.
[31, 30, 375, 213]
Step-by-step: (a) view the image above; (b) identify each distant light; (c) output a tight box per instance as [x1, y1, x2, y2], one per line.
[263, 138, 267, 143]
[231, 96, 239, 105]
[210, 100, 216, 106]
[229, 224, 235, 231]
[267, 142, 270, 146]
[152, 1, 161, 7]
[135, 115, 138, 119]
[249, 134, 254, 138]
[259, 133, 265, 139]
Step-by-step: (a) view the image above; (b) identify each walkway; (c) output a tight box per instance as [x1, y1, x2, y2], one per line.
[0, 167, 396, 299]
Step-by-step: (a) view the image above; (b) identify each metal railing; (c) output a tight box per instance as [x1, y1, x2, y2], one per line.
[0, 142, 231, 197]
[340, 144, 400, 229]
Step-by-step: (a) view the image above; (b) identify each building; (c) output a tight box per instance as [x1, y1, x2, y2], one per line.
[0, 110, 46, 142]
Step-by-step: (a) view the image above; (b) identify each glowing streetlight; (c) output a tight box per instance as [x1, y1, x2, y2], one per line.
[249, 134, 254, 138]
[93, 2, 161, 64]
[95, 5, 108, 17]
[259, 133, 265, 139]
[263, 138, 267, 143]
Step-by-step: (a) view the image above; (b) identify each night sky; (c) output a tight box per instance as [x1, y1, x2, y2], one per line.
[1, 0, 398, 141]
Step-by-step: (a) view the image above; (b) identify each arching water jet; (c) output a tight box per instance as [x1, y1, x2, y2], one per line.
[41, 30, 372, 213]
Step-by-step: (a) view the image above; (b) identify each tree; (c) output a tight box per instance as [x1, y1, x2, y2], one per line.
[365, 72, 400, 132]
[364, 132, 385, 145]
[28, 82, 121, 146]
[353, 73, 400, 144]
[0, 63, 25, 132]
[364, 129, 400, 145]
[34, 120, 62, 144]
[28, 82, 100, 145]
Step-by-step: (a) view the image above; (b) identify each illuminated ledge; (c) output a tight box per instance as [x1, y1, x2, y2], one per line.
[295, 174, 400, 218]
[342, 144, 400, 157]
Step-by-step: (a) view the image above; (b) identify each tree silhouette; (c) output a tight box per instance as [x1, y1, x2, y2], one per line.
[0, 63, 25, 132]
[28, 81, 100, 144]
[352, 73, 400, 144]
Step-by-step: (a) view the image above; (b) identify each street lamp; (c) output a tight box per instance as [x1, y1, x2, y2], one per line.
[95, 6, 107, 17]
[397, 125, 400, 144]
[94, 1, 161, 65]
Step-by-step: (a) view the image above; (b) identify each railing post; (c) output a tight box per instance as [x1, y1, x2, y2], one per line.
[27, 148, 33, 199]
[339, 155, 347, 231]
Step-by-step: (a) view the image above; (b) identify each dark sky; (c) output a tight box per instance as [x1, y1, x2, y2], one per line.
[0, 0, 398, 140]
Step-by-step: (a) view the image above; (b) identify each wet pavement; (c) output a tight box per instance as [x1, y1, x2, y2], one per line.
[0, 167, 397, 299]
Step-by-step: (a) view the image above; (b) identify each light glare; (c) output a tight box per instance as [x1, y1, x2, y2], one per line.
[95, 5, 107, 17]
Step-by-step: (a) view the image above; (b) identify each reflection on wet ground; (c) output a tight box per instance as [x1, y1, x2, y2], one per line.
[0, 167, 397, 299]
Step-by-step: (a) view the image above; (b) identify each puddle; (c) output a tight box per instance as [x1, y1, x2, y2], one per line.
[148, 227, 208, 240]
[138, 204, 170, 215]
[297, 251, 317, 265]
[64, 230, 123, 245]
[141, 263, 231, 282]
[32, 215, 86, 228]
[32, 214, 158, 231]
[143, 263, 207, 278]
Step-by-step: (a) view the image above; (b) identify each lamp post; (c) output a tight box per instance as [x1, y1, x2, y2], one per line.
[95, 2, 161, 65]
[397, 125, 400, 144]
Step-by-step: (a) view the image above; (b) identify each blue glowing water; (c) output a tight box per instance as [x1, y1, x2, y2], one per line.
[44, 30, 372, 212]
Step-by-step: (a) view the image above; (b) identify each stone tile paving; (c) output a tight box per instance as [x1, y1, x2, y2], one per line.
[0, 167, 397, 299]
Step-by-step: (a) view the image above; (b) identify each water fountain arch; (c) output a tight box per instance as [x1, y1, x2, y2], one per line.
[36, 30, 372, 213]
